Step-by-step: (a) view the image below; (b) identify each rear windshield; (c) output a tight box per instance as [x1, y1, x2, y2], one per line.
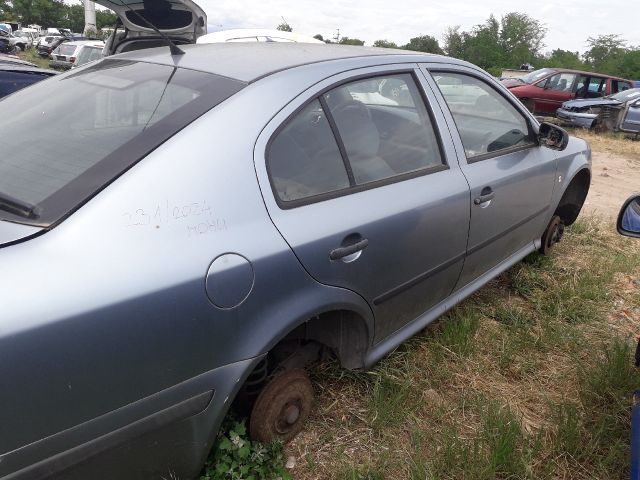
[0, 59, 245, 226]
[57, 44, 77, 56]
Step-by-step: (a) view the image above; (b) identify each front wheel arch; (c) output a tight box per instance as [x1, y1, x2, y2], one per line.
[554, 168, 591, 226]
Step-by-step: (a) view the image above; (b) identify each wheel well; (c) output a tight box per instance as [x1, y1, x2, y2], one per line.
[554, 169, 590, 226]
[281, 310, 370, 370]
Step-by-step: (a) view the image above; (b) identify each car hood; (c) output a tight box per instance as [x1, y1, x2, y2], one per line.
[0, 220, 42, 247]
[561, 98, 621, 109]
[94, 0, 206, 38]
[501, 78, 527, 88]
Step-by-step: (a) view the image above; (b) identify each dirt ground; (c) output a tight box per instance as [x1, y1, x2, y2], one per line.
[576, 132, 640, 217]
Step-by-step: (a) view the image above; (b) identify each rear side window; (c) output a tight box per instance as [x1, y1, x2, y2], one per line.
[269, 100, 350, 201]
[434, 72, 535, 160]
[0, 59, 245, 226]
[323, 74, 443, 185]
[613, 80, 632, 93]
[268, 73, 445, 205]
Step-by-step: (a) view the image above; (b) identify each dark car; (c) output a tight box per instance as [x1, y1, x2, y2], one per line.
[557, 88, 640, 131]
[0, 65, 57, 98]
[502, 68, 634, 115]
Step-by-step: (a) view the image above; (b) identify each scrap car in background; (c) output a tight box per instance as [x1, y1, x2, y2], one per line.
[502, 68, 633, 115]
[49, 40, 104, 70]
[557, 88, 640, 132]
[197, 28, 325, 44]
[71, 44, 104, 68]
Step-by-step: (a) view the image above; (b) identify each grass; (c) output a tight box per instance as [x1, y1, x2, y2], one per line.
[16, 48, 53, 70]
[280, 214, 640, 479]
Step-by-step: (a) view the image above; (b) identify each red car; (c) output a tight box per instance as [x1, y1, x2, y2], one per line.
[502, 68, 634, 115]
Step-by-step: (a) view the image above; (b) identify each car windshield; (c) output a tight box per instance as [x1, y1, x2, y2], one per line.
[607, 88, 640, 102]
[520, 68, 555, 84]
[0, 59, 245, 226]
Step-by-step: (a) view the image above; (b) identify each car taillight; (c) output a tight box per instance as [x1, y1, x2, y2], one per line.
[70, 57, 76, 63]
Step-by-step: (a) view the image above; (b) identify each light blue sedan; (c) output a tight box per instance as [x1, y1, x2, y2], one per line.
[0, 39, 591, 479]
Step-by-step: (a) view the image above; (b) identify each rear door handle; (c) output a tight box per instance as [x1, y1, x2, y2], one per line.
[474, 188, 495, 205]
[329, 239, 369, 260]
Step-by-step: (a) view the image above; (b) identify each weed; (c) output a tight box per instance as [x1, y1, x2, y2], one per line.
[200, 416, 290, 480]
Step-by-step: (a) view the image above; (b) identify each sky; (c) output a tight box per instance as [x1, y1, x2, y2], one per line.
[196, 0, 639, 55]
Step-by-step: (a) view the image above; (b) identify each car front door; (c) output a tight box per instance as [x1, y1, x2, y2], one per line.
[254, 66, 470, 343]
[422, 65, 558, 289]
[534, 72, 578, 114]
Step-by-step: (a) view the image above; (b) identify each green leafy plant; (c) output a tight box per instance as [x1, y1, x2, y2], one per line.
[201, 416, 291, 480]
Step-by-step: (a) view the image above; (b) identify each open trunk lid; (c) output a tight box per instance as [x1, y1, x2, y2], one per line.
[94, 0, 206, 54]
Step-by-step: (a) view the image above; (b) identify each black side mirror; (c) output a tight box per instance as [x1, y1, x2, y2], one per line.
[538, 122, 569, 151]
[617, 194, 640, 238]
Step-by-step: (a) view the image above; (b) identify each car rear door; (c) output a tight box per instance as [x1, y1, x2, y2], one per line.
[422, 64, 558, 289]
[254, 65, 470, 343]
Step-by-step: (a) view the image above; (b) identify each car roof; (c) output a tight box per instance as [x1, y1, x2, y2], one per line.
[545, 67, 631, 82]
[112, 42, 456, 83]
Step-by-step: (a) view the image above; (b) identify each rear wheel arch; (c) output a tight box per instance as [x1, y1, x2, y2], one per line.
[554, 168, 591, 226]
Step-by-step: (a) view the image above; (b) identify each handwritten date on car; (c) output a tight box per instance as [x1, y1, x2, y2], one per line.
[122, 200, 227, 236]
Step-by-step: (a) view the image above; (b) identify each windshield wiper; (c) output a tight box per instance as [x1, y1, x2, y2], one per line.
[0, 193, 40, 219]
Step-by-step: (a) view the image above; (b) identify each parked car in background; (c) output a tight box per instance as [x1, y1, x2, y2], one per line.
[49, 40, 104, 70]
[0, 29, 19, 53]
[0, 37, 592, 479]
[37, 35, 63, 56]
[502, 68, 634, 115]
[71, 43, 104, 68]
[11, 30, 33, 50]
[198, 28, 325, 44]
[557, 88, 640, 132]
[0, 64, 56, 98]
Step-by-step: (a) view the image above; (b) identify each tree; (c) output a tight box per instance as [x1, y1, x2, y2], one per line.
[339, 37, 364, 46]
[373, 39, 398, 49]
[11, 0, 68, 26]
[463, 15, 503, 69]
[63, 2, 85, 33]
[443, 26, 465, 58]
[583, 34, 626, 71]
[403, 35, 443, 54]
[276, 18, 292, 32]
[96, 9, 118, 29]
[499, 12, 546, 66]
[543, 49, 584, 70]
[313, 34, 324, 42]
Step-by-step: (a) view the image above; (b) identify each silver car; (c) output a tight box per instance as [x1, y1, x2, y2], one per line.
[0, 32, 591, 480]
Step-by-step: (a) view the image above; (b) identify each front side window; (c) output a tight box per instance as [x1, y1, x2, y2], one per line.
[544, 73, 577, 92]
[433, 71, 535, 159]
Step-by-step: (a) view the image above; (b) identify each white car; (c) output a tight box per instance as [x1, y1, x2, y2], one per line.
[49, 40, 105, 69]
[197, 28, 325, 44]
[12, 31, 34, 49]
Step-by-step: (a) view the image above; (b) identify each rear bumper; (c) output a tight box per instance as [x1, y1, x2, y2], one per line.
[2, 355, 263, 480]
[48, 59, 73, 70]
[556, 109, 597, 129]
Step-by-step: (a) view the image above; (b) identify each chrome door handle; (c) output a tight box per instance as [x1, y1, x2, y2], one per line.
[329, 239, 369, 260]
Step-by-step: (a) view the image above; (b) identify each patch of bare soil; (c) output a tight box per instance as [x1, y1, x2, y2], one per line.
[575, 132, 640, 218]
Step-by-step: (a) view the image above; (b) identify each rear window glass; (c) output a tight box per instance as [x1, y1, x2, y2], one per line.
[0, 59, 245, 226]
[57, 44, 76, 56]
